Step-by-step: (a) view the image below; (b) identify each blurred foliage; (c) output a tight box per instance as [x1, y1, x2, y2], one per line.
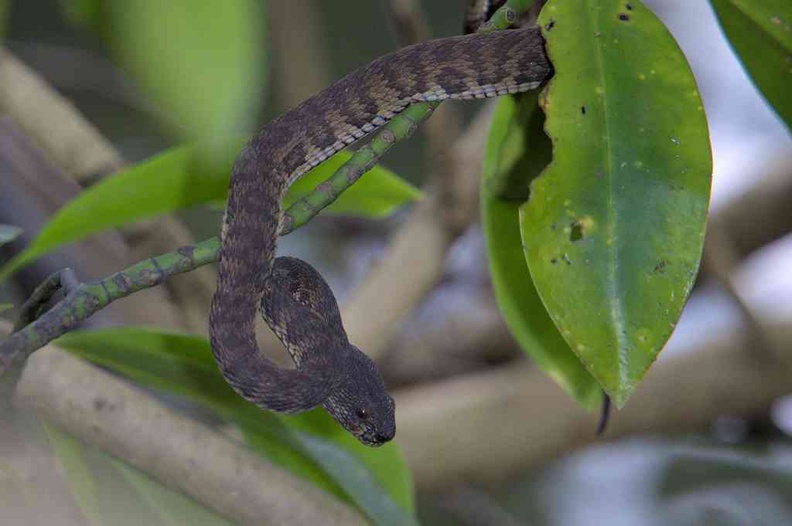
[55, 328, 417, 526]
[59, 0, 266, 150]
[44, 423, 235, 526]
[709, 0, 792, 129]
[419, 438, 792, 525]
[0, 144, 420, 280]
[659, 444, 792, 525]
[277, 150, 423, 218]
[0, 0, 9, 38]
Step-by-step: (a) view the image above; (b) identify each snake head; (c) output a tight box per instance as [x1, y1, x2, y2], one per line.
[323, 346, 396, 447]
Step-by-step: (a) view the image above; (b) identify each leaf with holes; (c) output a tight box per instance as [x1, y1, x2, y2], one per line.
[709, 0, 792, 128]
[523, 0, 712, 406]
[482, 94, 601, 409]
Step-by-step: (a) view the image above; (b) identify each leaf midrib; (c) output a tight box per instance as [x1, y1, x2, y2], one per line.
[590, 2, 629, 393]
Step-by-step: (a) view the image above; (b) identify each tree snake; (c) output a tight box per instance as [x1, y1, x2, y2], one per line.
[209, 25, 551, 446]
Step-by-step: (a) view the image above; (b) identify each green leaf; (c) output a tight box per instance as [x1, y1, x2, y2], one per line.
[110, 458, 236, 526]
[524, 0, 712, 406]
[481, 95, 601, 409]
[55, 328, 417, 525]
[281, 151, 423, 219]
[99, 0, 266, 143]
[58, 0, 102, 29]
[0, 144, 420, 279]
[44, 423, 234, 526]
[709, 0, 792, 128]
[0, 224, 22, 248]
[43, 423, 104, 526]
[0, 0, 10, 39]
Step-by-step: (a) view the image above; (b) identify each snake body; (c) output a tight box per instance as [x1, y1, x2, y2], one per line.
[209, 26, 550, 446]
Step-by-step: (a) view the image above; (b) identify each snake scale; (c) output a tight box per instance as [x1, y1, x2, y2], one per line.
[209, 25, 551, 446]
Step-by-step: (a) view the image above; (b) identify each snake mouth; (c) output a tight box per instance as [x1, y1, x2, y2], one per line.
[355, 427, 394, 447]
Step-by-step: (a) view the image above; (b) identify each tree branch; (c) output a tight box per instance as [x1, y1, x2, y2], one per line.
[0, 48, 216, 333]
[393, 310, 792, 490]
[9, 328, 367, 525]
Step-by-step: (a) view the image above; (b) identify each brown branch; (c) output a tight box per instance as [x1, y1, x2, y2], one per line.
[268, 0, 331, 110]
[342, 102, 495, 358]
[393, 307, 792, 490]
[0, 48, 216, 333]
[713, 159, 792, 259]
[0, 49, 124, 180]
[8, 325, 367, 525]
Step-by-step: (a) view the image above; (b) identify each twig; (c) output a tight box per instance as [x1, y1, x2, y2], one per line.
[268, 0, 331, 110]
[279, 102, 436, 234]
[386, 0, 431, 45]
[0, 239, 219, 373]
[14, 269, 80, 331]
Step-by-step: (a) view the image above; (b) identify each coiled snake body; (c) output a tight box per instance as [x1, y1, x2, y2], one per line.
[209, 26, 550, 446]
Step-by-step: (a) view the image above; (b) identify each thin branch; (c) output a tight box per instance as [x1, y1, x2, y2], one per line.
[386, 0, 431, 45]
[0, 49, 124, 180]
[0, 239, 219, 373]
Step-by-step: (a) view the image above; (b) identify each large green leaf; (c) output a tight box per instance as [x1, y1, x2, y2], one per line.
[44, 423, 234, 526]
[481, 94, 601, 409]
[0, 145, 421, 280]
[523, 0, 712, 406]
[281, 152, 423, 218]
[99, 0, 265, 143]
[55, 328, 417, 525]
[709, 0, 792, 128]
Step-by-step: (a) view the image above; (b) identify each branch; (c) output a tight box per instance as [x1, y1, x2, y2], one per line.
[393, 309, 792, 490]
[342, 103, 496, 358]
[0, 48, 216, 333]
[0, 239, 219, 373]
[0, 49, 124, 180]
[9, 327, 366, 525]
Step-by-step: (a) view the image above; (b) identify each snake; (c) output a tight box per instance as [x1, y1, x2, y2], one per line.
[208, 25, 551, 447]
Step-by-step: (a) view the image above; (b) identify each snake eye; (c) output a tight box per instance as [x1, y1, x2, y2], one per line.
[356, 408, 369, 420]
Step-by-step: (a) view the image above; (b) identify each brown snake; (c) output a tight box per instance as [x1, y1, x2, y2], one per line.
[209, 26, 551, 446]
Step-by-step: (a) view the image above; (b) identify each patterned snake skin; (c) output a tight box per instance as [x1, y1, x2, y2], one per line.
[209, 26, 551, 446]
